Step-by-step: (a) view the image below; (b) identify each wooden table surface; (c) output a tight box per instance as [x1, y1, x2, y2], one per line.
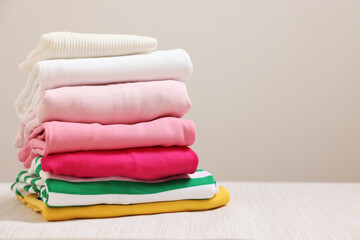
[1, 182, 359, 239]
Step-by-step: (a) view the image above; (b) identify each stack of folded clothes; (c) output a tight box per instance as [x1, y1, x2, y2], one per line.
[11, 32, 230, 221]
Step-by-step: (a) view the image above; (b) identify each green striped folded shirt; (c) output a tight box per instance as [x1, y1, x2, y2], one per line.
[11, 157, 219, 207]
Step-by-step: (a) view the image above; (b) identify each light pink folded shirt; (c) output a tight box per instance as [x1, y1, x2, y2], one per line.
[16, 49, 193, 118]
[14, 80, 191, 148]
[41, 147, 199, 179]
[18, 117, 196, 168]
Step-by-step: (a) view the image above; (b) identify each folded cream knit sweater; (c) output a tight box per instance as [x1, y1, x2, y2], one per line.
[19, 32, 158, 71]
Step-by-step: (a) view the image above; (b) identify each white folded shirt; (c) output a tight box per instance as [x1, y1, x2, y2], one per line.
[15, 49, 193, 118]
[19, 32, 158, 71]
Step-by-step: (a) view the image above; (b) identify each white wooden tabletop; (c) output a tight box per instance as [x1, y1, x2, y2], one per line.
[0, 182, 359, 239]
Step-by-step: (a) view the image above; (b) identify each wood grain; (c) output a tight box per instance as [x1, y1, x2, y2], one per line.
[0, 182, 359, 239]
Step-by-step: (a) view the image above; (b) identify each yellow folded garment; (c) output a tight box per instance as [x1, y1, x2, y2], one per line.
[17, 186, 230, 221]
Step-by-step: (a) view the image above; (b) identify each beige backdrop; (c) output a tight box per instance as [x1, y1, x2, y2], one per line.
[1, 0, 359, 182]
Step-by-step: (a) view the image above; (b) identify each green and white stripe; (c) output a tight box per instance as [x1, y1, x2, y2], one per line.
[11, 157, 219, 207]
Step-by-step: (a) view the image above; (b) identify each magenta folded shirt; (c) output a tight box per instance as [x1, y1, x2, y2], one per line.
[18, 117, 195, 168]
[41, 147, 199, 179]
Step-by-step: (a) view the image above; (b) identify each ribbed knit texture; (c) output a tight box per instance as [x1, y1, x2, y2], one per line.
[19, 32, 158, 71]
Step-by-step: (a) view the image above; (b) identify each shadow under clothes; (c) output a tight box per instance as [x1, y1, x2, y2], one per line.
[0, 184, 45, 223]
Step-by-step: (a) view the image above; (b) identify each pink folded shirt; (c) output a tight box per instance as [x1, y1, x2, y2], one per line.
[18, 117, 195, 168]
[14, 80, 191, 148]
[41, 147, 199, 179]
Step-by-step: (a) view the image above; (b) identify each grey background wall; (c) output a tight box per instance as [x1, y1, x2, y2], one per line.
[1, 0, 359, 182]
